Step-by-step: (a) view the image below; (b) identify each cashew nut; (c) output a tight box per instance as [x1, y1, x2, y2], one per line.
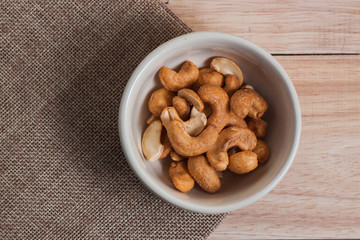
[197, 85, 246, 129]
[192, 68, 224, 91]
[253, 139, 269, 164]
[159, 61, 199, 91]
[184, 113, 207, 136]
[230, 88, 268, 119]
[228, 151, 258, 174]
[206, 127, 257, 171]
[148, 88, 175, 116]
[160, 106, 215, 156]
[210, 57, 244, 86]
[190, 105, 212, 118]
[227, 112, 247, 128]
[161, 107, 207, 137]
[197, 84, 230, 129]
[162, 119, 218, 157]
[172, 96, 190, 120]
[170, 151, 184, 161]
[178, 88, 204, 111]
[160, 128, 172, 159]
[169, 161, 194, 192]
[248, 118, 267, 138]
[223, 75, 241, 97]
[190, 106, 201, 118]
[188, 155, 221, 193]
[141, 120, 164, 161]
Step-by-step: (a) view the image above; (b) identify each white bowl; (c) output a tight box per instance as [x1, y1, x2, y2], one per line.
[119, 32, 301, 214]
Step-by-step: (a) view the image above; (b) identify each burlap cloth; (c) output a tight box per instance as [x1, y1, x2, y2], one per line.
[0, 1, 227, 239]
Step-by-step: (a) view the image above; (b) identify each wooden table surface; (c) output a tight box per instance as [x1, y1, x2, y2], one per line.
[165, 0, 360, 238]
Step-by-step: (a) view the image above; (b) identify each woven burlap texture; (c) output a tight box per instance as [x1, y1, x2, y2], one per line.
[0, 0, 227, 239]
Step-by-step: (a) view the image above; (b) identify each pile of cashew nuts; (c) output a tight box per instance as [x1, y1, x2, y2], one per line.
[142, 57, 270, 193]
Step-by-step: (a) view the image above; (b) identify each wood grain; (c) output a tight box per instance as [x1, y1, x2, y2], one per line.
[164, 1, 360, 238]
[208, 55, 360, 239]
[166, 0, 360, 54]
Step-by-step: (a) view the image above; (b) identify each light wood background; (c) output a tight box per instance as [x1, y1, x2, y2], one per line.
[165, 0, 360, 239]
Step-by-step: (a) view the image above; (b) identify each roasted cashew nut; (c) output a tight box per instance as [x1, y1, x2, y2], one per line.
[197, 85, 247, 129]
[169, 161, 194, 192]
[190, 106, 201, 118]
[161, 107, 207, 137]
[228, 151, 258, 174]
[223, 75, 241, 97]
[230, 88, 268, 119]
[160, 106, 215, 156]
[162, 119, 218, 157]
[248, 118, 268, 138]
[160, 128, 172, 158]
[210, 57, 244, 86]
[253, 139, 269, 164]
[226, 112, 247, 129]
[172, 96, 190, 120]
[190, 105, 212, 118]
[192, 68, 224, 91]
[206, 127, 257, 171]
[197, 84, 230, 129]
[188, 155, 221, 193]
[159, 61, 199, 91]
[141, 120, 164, 161]
[178, 88, 204, 112]
[148, 88, 175, 116]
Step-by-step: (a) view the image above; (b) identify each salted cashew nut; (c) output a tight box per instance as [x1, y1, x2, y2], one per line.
[223, 75, 241, 97]
[170, 151, 184, 161]
[148, 88, 175, 116]
[228, 151, 258, 174]
[192, 68, 224, 91]
[230, 88, 268, 119]
[161, 107, 207, 137]
[169, 161, 195, 192]
[253, 139, 269, 164]
[206, 127, 257, 171]
[141, 120, 164, 161]
[159, 61, 199, 91]
[172, 96, 190, 120]
[178, 88, 204, 111]
[210, 57, 244, 86]
[188, 155, 221, 193]
[160, 128, 172, 158]
[248, 118, 268, 138]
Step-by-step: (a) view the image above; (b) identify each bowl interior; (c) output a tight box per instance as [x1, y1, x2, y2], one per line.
[121, 34, 299, 213]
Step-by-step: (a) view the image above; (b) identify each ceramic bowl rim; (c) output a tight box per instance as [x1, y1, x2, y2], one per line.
[118, 31, 301, 214]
